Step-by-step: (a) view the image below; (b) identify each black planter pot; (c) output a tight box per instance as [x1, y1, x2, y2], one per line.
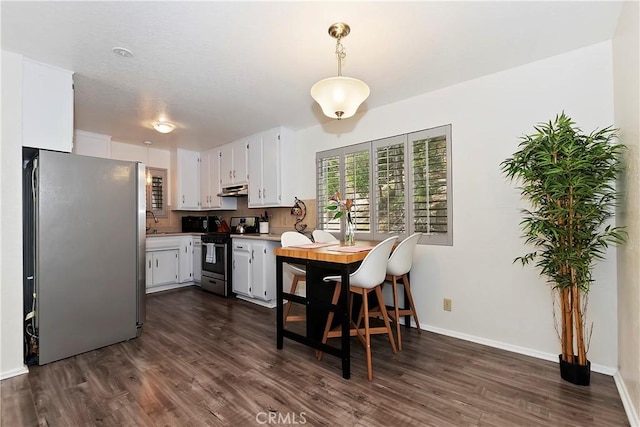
[559, 355, 591, 386]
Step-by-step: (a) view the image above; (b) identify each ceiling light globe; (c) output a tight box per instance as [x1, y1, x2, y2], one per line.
[311, 77, 370, 120]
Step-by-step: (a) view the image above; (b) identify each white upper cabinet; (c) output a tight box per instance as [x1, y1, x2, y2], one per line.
[22, 58, 74, 152]
[248, 127, 296, 207]
[173, 148, 200, 210]
[200, 148, 237, 210]
[73, 130, 111, 158]
[220, 139, 248, 187]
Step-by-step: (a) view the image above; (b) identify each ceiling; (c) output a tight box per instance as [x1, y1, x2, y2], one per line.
[1, 1, 624, 152]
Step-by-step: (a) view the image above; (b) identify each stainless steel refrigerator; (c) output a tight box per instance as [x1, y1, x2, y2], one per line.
[23, 148, 145, 365]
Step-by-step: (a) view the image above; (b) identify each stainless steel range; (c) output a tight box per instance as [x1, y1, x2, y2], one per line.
[201, 232, 232, 297]
[201, 216, 260, 297]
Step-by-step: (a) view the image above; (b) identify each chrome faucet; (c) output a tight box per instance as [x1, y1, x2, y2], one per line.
[146, 210, 159, 232]
[146, 210, 159, 223]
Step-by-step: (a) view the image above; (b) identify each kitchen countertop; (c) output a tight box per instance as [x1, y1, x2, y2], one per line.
[146, 232, 205, 237]
[231, 233, 282, 242]
[145, 232, 283, 242]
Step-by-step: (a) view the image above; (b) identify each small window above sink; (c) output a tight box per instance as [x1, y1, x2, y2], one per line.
[146, 167, 167, 218]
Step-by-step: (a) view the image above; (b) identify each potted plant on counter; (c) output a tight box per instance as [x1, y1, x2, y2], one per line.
[501, 112, 626, 385]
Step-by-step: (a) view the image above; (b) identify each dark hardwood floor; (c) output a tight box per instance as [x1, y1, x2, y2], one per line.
[1, 287, 629, 426]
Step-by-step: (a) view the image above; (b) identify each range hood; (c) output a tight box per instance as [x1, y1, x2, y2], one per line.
[217, 183, 248, 197]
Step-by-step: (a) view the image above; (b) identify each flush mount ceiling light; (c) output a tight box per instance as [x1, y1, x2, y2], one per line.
[153, 121, 175, 134]
[112, 47, 134, 58]
[310, 22, 370, 120]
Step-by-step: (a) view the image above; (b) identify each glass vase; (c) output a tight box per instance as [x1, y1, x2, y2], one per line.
[344, 213, 356, 246]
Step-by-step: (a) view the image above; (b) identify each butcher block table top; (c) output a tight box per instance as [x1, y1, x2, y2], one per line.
[274, 240, 378, 264]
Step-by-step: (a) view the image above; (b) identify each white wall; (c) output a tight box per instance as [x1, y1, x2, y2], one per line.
[295, 42, 619, 369]
[1, 50, 29, 379]
[613, 1, 640, 424]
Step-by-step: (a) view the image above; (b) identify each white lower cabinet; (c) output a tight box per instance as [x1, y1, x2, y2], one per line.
[145, 235, 196, 293]
[193, 236, 202, 283]
[178, 236, 193, 283]
[231, 238, 279, 307]
[146, 249, 179, 289]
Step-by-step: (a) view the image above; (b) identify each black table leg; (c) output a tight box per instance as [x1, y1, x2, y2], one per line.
[404, 272, 411, 329]
[276, 256, 284, 349]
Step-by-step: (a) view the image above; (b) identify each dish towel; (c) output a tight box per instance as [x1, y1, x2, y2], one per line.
[205, 243, 216, 263]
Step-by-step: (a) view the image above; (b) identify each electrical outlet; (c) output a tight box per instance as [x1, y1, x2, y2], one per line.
[443, 298, 452, 312]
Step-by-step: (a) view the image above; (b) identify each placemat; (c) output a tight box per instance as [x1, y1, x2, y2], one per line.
[328, 246, 375, 253]
[288, 242, 340, 249]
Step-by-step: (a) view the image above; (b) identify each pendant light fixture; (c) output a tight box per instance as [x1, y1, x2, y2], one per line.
[311, 22, 370, 120]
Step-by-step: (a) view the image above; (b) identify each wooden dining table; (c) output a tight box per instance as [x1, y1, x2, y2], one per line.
[275, 240, 382, 379]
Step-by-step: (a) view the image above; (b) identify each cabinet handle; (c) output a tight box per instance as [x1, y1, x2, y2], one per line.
[252, 249, 254, 260]
[263, 188, 266, 198]
[258, 189, 261, 198]
[229, 171, 232, 179]
[233, 170, 236, 178]
[233, 259, 235, 269]
[182, 195, 185, 203]
[148, 259, 151, 269]
[156, 259, 158, 268]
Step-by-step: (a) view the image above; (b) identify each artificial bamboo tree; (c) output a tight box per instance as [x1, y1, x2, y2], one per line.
[501, 113, 625, 376]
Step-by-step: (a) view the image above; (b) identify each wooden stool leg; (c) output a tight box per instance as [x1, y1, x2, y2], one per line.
[362, 288, 373, 381]
[316, 282, 341, 361]
[283, 275, 299, 326]
[375, 286, 397, 354]
[391, 275, 402, 350]
[403, 274, 421, 334]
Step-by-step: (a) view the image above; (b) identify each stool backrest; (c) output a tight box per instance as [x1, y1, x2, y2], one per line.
[386, 233, 422, 277]
[281, 231, 312, 247]
[350, 236, 398, 289]
[312, 229, 339, 243]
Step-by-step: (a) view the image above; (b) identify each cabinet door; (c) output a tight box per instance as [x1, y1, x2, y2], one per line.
[200, 150, 211, 209]
[251, 242, 267, 300]
[145, 252, 153, 291]
[252, 241, 277, 301]
[232, 242, 252, 297]
[153, 250, 179, 286]
[219, 143, 234, 187]
[22, 58, 74, 152]
[233, 139, 249, 185]
[178, 237, 193, 283]
[209, 150, 237, 210]
[261, 128, 281, 206]
[176, 149, 200, 209]
[193, 238, 202, 283]
[247, 133, 263, 206]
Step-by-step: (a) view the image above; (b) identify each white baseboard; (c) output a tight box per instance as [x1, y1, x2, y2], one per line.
[421, 324, 617, 375]
[0, 365, 29, 381]
[235, 295, 276, 309]
[614, 371, 640, 427]
[145, 282, 194, 294]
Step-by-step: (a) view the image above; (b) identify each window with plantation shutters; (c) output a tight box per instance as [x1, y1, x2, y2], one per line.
[410, 127, 452, 245]
[316, 124, 452, 246]
[374, 135, 406, 235]
[344, 146, 370, 233]
[316, 153, 341, 232]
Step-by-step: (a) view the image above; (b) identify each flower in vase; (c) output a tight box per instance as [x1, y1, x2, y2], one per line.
[326, 192, 353, 220]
